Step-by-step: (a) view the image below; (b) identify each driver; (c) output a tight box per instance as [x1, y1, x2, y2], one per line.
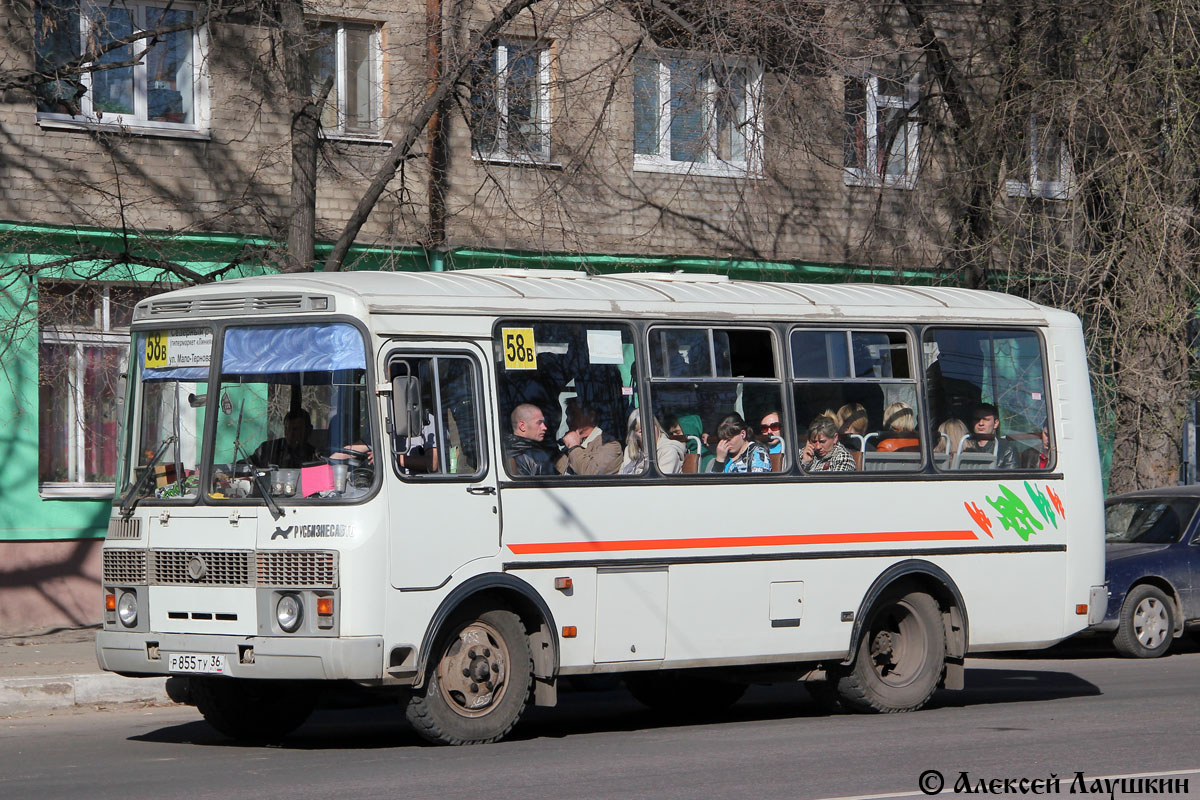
[253, 408, 319, 468]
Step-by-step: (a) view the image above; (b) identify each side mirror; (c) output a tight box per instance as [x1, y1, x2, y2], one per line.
[391, 375, 424, 438]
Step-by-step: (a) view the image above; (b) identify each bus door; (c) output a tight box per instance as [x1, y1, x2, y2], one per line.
[383, 344, 500, 589]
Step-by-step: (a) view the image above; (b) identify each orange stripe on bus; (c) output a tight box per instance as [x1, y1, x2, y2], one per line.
[506, 529, 978, 555]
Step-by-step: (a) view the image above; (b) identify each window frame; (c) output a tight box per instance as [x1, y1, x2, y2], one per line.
[921, 325, 1055, 473]
[309, 17, 385, 140]
[470, 38, 552, 163]
[38, 282, 149, 497]
[492, 318, 641, 481]
[385, 350, 489, 483]
[1005, 114, 1075, 200]
[648, 324, 785, 475]
[34, 0, 211, 137]
[633, 52, 763, 178]
[789, 326, 921, 472]
[843, 73, 920, 190]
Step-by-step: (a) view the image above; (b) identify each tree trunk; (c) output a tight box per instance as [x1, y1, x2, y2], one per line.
[279, 0, 327, 273]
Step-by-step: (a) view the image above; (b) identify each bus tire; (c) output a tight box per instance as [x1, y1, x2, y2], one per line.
[1113, 584, 1174, 658]
[406, 608, 533, 745]
[192, 677, 316, 742]
[625, 671, 748, 715]
[836, 585, 945, 713]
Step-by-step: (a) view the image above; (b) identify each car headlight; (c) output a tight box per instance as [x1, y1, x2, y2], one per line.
[276, 593, 303, 633]
[117, 591, 138, 628]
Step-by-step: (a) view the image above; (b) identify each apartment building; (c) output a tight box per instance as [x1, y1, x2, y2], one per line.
[0, 0, 1090, 630]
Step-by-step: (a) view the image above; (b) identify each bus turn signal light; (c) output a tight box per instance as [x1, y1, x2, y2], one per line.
[105, 594, 116, 611]
[554, 577, 573, 591]
[1075, 604, 1088, 616]
[317, 597, 334, 616]
[562, 626, 577, 638]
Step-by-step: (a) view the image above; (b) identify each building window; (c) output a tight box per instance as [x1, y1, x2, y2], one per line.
[843, 74, 920, 189]
[1005, 114, 1075, 200]
[470, 39, 551, 161]
[307, 19, 383, 137]
[38, 281, 161, 495]
[633, 54, 761, 176]
[34, 0, 208, 132]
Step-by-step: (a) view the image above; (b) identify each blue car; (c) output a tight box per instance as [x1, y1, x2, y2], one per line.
[1091, 487, 1200, 657]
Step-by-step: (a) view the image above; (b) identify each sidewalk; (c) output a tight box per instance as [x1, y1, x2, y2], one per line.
[0, 626, 171, 717]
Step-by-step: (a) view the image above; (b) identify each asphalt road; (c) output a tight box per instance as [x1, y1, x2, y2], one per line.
[2, 640, 1198, 800]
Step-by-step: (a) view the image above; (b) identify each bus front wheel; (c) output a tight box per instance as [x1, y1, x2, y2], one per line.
[406, 608, 533, 745]
[835, 585, 945, 713]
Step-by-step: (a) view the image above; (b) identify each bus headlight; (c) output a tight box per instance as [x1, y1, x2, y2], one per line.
[117, 591, 138, 628]
[276, 594, 303, 633]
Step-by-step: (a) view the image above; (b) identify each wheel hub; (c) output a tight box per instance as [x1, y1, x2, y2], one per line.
[1134, 598, 1168, 647]
[436, 622, 509, 717]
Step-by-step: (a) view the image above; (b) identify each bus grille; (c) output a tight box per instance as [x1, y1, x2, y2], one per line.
[257, 551, 338, 588]
[106, 517, 141, 540]
[103, 549, 147, 585]
[141, 294, 324, 318]
[151, 550, 253, 586]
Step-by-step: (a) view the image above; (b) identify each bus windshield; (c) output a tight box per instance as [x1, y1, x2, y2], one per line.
[207, 322, 373, 502]
[119, 327, 214, 504]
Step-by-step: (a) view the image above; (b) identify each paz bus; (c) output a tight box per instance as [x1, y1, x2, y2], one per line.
[97, 269, 1106, 744]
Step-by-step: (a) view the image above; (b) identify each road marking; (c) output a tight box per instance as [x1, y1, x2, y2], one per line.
[808, 768, 1200, 800]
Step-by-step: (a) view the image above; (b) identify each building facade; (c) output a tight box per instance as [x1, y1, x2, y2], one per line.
[1, 0, 1185, 632]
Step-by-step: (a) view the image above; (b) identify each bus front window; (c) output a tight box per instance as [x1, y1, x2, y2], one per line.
[119, 328, 213, 508]
[208, 322, 373, 502]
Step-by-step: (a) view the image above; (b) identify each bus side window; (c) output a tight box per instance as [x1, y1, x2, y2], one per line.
[494, 321, 640, 479]
[387, 354, 485, 480]
[923, 328, 1052, 472]
[790, 328, 921, 473]
[649, 326, 784, 476]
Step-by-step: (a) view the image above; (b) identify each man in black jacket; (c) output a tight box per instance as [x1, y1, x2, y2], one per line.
[504, 403, 556, 476]
[962, 403, 1018, 470]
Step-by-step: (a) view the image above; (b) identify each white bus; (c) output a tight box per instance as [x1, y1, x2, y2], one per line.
[97, 269, 1106, 745]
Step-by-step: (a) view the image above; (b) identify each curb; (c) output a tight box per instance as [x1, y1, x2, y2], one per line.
[0, 673, 172, 717]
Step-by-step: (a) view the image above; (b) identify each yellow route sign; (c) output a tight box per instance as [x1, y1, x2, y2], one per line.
[144, 332, 169, 368]
[501, 328, 538, 370]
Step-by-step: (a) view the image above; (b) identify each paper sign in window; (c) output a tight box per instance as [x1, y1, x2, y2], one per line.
[587, 329, 624, 365]
[301, 464, 335, 497]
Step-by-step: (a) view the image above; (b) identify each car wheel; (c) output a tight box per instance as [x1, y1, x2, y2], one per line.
[1113, 584, 1175, 658]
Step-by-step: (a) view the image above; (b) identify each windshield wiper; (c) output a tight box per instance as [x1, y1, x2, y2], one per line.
[119, 435, 178, 518]
[230, 398, 284, 521]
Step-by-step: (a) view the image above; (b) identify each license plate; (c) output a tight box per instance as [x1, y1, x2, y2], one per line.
[167, 653, 228, 674]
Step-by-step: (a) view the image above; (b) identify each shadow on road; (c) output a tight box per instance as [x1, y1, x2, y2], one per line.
[130, 660, 1103, 750]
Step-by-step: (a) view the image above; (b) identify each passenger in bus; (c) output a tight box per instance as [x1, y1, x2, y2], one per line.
[713, 413, 772, 474]
[505, 403, 556, 476]
[621, 411, 686, 475]
[934, 418, 969, 456]
[757, 411, 784, 456]
[1020, 422, 1052, 469]
[961, 403, 1018, 469]
[397, 412, 437, 474]
[253, 408, 320, 468]
[875, 402, 920, 452]
[837, 403, 869, 450]
[557, 400, 622, 475]
[800, 417, 857, 472]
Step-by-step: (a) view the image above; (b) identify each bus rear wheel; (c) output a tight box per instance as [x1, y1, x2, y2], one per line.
[406, 608, 533, 745]
[192, 677, 316, 742]
[835, 585, 945, 713]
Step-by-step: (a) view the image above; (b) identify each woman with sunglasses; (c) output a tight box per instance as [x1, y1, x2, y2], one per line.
[757, 411, 784, 455]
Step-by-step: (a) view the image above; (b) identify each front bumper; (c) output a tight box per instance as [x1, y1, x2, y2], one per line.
[96, 630, 385, 681]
